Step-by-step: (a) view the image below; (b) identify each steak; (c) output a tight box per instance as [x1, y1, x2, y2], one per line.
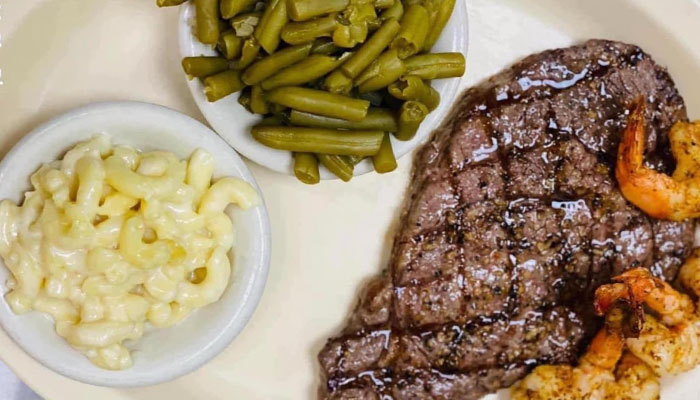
[318, 40, 695, 399]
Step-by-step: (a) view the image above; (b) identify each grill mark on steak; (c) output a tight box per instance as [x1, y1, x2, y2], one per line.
[318, 40, 696, 399]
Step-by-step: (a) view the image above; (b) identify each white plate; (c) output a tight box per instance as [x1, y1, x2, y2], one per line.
[1, 0, 700, 399]
[0, 102, 271, 387]
[178, 1, 469, 178]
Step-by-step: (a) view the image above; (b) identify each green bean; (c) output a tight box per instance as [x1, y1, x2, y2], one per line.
[261, 54, 343, 90]
[281, 14, 338, 45]
[181, 57, 229, 79]
[324, 70, 354, 95]
[288, 0, 349, 21]
[374, 0, 395, 9]
[372, 133, 397, 173]
[366, 18, 382, 32]
[290, 108, 398, 131]
[388, 76, 440, 111]
[242, 43, 312, 85]
[424, 0, 456, 50]
[340, 18, 400, 79]
[311, 38, 342, 55]
[217, 31, 243, 59]
[395, 100, 428, 140]
[156, 0, 186, 7]
[203, 70, 245, 101]
[254, 0, 288, 53]
[220, 0, 257, 19]
[404, 52, 465, 79]
[251, 126, 383, 156]
[332, 21, 369, 48]
[250, 85, 269, 114]
[294, 153, 321, 184]
[390, 4, 429, 58]
[381, 0, 403, 21]
[195, 0, 220, 45]
[265, 87, 369, 121]
[232, 37, 261, 69]
[355, 48, 405, 93]
[231, 12, 261, 37]
[318, 154, 354, 181]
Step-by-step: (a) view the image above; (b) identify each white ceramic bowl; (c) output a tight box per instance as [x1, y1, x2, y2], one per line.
[178, 2, 469, 178]
[0, 102, 271, 387]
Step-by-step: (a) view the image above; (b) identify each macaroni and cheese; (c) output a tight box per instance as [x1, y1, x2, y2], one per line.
[0, 136, 259, 369]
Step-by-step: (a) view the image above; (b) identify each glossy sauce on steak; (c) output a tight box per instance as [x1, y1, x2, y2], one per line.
[318, 40, 695, 399]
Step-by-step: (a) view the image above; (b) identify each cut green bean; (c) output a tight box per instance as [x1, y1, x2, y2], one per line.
[203, 69, 245, 101]
[424, 0, 456, 50]
[195, 0, 220, 45]
[261, 54, 344, 90]
[242, 43, 312, 85]
[355, 48, 405, 93]
[217, 31, 244, 59]
[250, 85, 269, 114]
[324, 70, 354, 95]
[288, 0, 349, 21]
[395, 100, 428, 140]
[340, 18, 401, 78]
[231, 12, 261, 37]
[289, 108, 398, 131]
[372, 133, 397, 173]
[157, 0, 186, 7]
[220, 0, 257, 19]
[181, 57, 229, 79]
[332, 21, 369, 48]
[390, 4, 429, 58]
[388, 76, 440, 111]
[251, 125, 383, 156]
[254, 0, 288, 53]
[404, 52, 466, 79]
[281, 14, 338, 45]
[318, 154, 354, 181]
[265, 87, 370, 121]
[381, 0, 404, 21]
[294, 153, 321, 184]
[232, 37, 261, 69]
[311, 38, 342, 55]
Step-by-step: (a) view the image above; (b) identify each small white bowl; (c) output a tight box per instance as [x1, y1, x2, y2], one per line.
[0, 102, 271, 387]
[178, 2, 469, 178]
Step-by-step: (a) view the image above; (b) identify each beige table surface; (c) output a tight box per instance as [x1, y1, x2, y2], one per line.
[1, 0, 700, 399]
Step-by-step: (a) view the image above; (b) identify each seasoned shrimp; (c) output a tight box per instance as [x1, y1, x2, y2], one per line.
[511, 307, 660, 400]
[616, 99, 700, 220]
[594, 265, 700, 376]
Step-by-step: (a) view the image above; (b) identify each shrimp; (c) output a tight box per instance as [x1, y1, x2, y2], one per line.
[511, 307, 660, 400]
[616, 98, 700, 220]
[594, 264, 700, 376]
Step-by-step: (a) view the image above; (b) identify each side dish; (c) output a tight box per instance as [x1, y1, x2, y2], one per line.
[159, 0, 466, 183]
[0, 136, 259, 370]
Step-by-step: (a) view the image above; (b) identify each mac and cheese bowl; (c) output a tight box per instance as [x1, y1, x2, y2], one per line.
[0, 102, 270, 387]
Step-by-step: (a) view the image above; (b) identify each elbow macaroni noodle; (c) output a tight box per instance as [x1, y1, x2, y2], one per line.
[0, 136, 259, 370]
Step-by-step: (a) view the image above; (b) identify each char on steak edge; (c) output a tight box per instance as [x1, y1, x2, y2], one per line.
[318, 40, 695, 400]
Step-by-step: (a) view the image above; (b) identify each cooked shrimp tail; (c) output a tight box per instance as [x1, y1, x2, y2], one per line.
[595, 268, 693, 326]
[616, 99, 700, 220]
[616, 99, 683, 220]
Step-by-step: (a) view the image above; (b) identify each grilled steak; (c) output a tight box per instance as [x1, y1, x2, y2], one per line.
[318, 40, 695, 399]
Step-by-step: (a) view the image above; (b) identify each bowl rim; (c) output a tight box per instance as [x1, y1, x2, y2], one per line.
[0, 101, 271, 387]
[177, 1, 469, 179]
